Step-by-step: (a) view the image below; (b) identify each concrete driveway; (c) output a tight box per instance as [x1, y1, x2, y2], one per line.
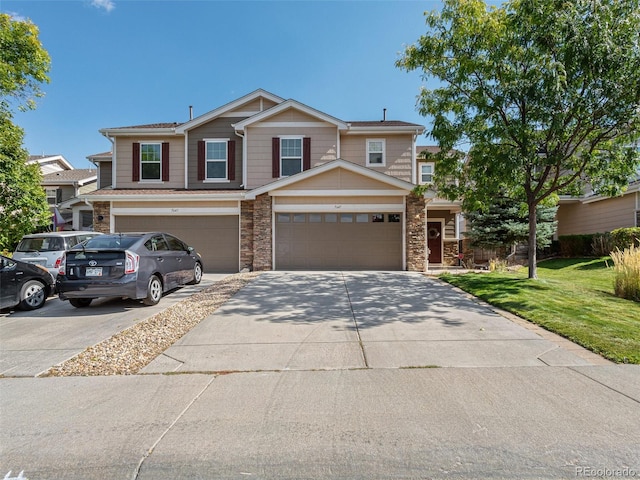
[0, 274, 229, 377]
[2, 271, 639, 479]
[143, 271, 604, 373]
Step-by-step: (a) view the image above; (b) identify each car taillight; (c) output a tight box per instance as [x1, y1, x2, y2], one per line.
[58, 253, 66, 276]
[125, 250, 139, 274]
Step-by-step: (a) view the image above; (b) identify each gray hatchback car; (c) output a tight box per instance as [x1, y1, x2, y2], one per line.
[56, 232, 203, 308]
[13, 231, 103, 279]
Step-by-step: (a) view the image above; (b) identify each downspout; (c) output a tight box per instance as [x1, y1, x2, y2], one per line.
[184, 131, 189, 189]
[235, 129, 246, 188]
[101, 131, 116, 188]
[411, 129, 419, 185]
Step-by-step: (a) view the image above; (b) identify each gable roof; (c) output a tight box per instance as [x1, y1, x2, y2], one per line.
[345, 120, 425, 135]
[233, 99, 349, 133]
[42, 169, 97, 186]
[176, 89, 285, 133]
[27, 154, 73, 172]
[245, 158, 415, 200]
[99, 123, 181, 136]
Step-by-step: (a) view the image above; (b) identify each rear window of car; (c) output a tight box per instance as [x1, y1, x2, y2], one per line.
[16, 237, 65, 252]
[67, 251, 123, 261]
[80, 236, 140, 249]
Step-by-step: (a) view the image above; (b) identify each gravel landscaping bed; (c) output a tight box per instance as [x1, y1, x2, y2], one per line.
[43, 272, 260, 377]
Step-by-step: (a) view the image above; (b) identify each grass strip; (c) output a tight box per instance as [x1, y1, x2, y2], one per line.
[441, 258, 640, 364]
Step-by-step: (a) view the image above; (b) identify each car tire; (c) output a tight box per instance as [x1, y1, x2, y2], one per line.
[143, 275, 163, 306]
[69, 298, 93, 308]
[18, 280, 48, 310]
[188, 262, 203, 285]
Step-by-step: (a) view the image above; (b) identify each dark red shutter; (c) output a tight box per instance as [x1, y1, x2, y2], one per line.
[272, 137, 280, 178]
[132, 142, 140, 181]
[197, 140, 205, 181]
[227, 140, 236, 181]
[162, 142, 170, 181]
[303, 137, 311, 171]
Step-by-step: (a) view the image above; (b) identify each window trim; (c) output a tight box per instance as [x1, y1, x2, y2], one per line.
[203, 138, 229, 182]
[419, 161, 435, 185]
[139, 142, 162, 182]
[366, 138, 386, 167]
[280, 136, 304, 177]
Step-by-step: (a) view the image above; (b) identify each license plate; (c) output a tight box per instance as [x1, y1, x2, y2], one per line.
[86, 267, 103, 277]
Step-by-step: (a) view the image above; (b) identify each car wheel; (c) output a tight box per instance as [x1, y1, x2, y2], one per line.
[143, 275, 163, 306]
[69, 298, 93, 308]
[18, 280, 47, 310]
[188, 262, 203, 285]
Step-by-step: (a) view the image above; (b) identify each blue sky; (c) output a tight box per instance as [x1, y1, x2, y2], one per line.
[3, 0, 443, 168]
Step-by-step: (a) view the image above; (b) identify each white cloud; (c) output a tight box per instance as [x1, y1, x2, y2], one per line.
[91, 0, 115, 13]
[7, 11, 28, 22]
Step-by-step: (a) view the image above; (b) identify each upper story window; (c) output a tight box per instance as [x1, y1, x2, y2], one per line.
[45, 188, 59, 205]
[281, 137, 303, 176]
[205, 140, 228, 180]
[141, 143, 162, 180]
[419, 162, 435, 184]
[367, 139, 385, 166]
[132, 142, 169, 182]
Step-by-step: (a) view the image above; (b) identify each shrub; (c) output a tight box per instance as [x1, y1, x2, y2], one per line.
[489, 258, 508, 272]
[558, 234, 595, 256]
[592, 232, 614, 257]
[610, 245, 640, 302]
[611, 227, 640, 251]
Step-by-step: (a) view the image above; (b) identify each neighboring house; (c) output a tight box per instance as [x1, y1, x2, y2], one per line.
[87, 151, 113, 189]
[84, 89, 462, 272]
[28, 154, 98, 231]
[556, 176, 640, 236]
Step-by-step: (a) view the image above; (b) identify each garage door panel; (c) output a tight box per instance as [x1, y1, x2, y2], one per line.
[276, 212, 402, 270]
[114, 216, 238, 273]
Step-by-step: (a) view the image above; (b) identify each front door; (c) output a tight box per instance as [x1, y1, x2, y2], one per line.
[427, 222, 442, 264]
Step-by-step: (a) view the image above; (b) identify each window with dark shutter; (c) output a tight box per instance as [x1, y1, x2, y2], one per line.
[227, 140, 236, 181]
[197, 140, 205, 181]
[162, 142, 170, 181]
[303, 137, 311, 171]
[132, 142, 140, 181]
[272, 137, 280, 178]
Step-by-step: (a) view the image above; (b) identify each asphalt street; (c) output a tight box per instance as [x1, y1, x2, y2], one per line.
[1, 272, 638, 480]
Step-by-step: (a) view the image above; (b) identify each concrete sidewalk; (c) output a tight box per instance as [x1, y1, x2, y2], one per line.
[2, 366, 639, 479]
[143, 271, 605, 373]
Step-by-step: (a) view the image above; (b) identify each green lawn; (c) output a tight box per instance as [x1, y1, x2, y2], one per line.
[441, 258, 640, 364]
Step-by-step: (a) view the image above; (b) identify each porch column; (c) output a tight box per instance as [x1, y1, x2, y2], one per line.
[240, 200, 254, 271]
[92, 201, 111, 234]
[406, 192, 426, 272]
[253, 193, 272, 271]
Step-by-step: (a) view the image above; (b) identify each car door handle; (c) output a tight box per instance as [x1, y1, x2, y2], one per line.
[156, 257, 164, 262]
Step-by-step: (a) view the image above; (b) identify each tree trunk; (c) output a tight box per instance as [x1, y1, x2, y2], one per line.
[528, 202, 538, 279]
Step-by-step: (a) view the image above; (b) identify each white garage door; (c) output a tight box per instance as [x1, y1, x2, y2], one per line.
[275, 212, 402, 270]
[114, 216, 239, 273]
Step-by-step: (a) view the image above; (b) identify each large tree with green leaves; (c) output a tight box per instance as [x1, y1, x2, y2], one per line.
[397, 0, 640, 278]
[0, 13, 51, 251]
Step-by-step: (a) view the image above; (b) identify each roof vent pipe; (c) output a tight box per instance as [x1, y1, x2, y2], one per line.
[189, 105, 193, 120]
[382, 108, 387, 122]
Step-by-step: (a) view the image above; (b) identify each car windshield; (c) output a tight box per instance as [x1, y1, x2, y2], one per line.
[16, 237, 64, 252]
[79, 235, 141, 250]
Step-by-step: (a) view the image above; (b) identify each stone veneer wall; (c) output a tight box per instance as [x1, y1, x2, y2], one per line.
[443, 241, 460, 266]
[240, 200, 254, 271]
[252, 193, 272, 271]
[92, 201, 111, 233]
[406, 193, 426, 272]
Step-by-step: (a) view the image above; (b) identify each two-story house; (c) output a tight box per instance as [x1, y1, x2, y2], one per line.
[28, 154, 97, 231]
[84, 89, 462, 272]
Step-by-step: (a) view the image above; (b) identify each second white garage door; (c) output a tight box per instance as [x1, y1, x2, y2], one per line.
[275, 212, 402, 270]
[114, 216, 239, 273]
